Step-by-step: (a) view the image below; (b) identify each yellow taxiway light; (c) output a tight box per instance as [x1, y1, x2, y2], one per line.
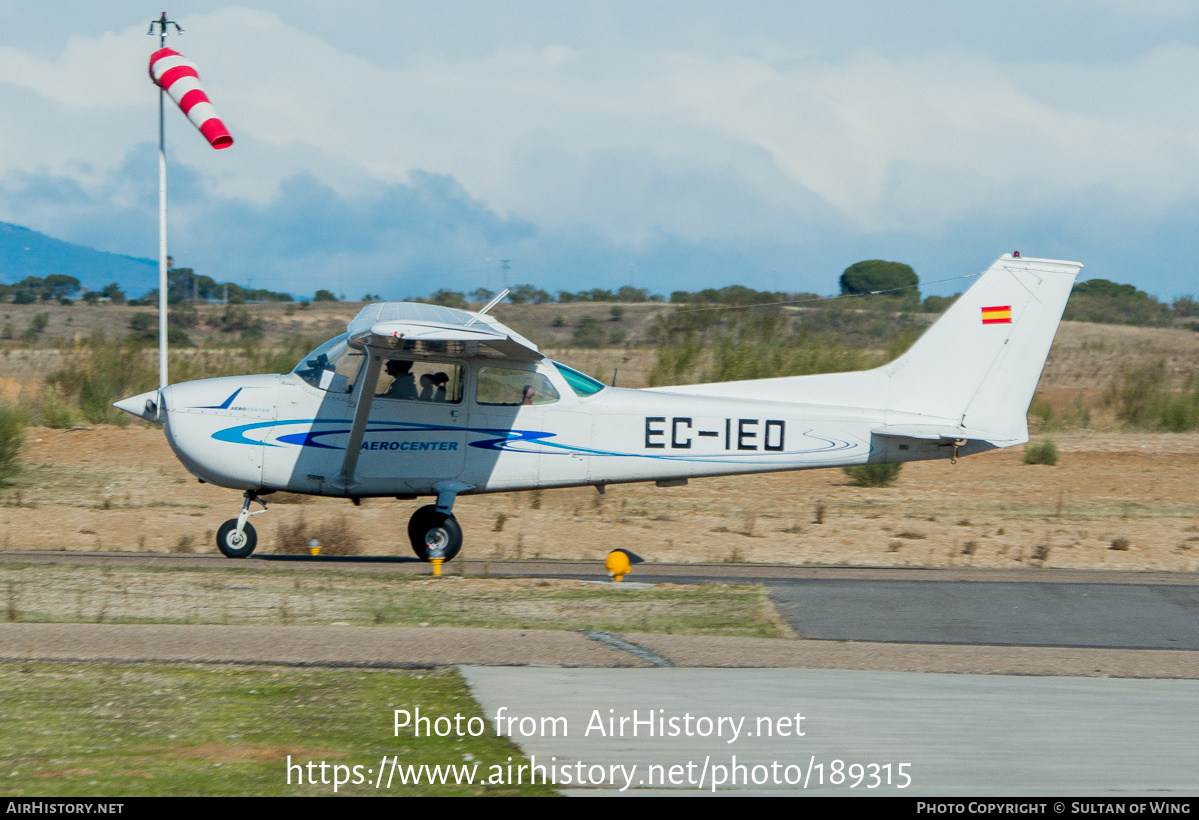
[308, 538, 321, 556]
[431, 557, 444, 576]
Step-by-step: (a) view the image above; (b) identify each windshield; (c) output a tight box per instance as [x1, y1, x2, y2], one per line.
[553, 362, 605, 396]
[293, 334, 363, 393]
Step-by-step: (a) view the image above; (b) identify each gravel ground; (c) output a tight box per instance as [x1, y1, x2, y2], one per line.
[1, 622, 1194, 679]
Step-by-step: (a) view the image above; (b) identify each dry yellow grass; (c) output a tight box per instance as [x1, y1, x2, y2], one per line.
[4, 425, 1197, 572]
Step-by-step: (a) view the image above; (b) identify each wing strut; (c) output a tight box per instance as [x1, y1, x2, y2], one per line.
[334, 348, 384, 491]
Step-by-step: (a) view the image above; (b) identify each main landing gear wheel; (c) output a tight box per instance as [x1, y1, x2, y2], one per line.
[217, 519, 258, 558]
[408, 505, 462, 562]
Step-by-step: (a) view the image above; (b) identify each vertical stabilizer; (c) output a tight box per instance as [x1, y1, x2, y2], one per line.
[881, 254, 1081, 440]
[651, 254, 1082, 444]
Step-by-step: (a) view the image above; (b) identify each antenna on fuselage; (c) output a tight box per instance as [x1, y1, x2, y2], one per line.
[465, 288, 510, 327]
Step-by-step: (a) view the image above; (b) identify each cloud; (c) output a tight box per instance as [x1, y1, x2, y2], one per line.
[2, 4, 1199, 299]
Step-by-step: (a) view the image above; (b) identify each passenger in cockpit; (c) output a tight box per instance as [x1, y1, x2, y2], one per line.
[432, 372, 449, 402]
[418, 374, 434, 401]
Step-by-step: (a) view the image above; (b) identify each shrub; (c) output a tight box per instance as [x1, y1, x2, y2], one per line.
[842, 463, 902, 487]
[1107, 363, 1199, 431]
[1023, 439, 1059, 465]
[571, 316, 606, 348]
[922, 294, 959, 313]
[274, 512, 361, 556]
[0, 404, 25, 486]
[129, 313, 156, 332]
[39, 386, 80, 429]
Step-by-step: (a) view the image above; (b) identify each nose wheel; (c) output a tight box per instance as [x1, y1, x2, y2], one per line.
[216, 491, 267, 558]
[408, 505, 463, 562]
[217, 519, 258, 558]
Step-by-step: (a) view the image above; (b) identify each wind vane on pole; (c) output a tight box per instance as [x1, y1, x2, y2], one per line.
[147, 12, 233, 391]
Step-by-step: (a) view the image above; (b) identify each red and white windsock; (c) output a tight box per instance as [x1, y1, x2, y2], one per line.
[149, 47, 233, 149]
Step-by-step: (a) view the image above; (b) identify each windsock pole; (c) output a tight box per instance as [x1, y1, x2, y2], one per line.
[149, 12, 181, 391]
[157, 56, 168, 390]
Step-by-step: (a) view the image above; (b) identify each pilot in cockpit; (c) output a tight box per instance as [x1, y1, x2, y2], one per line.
[380, 360, 418, 400]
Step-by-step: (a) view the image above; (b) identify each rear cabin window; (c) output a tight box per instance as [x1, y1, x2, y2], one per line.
[554, 362, 605, 396]
[476, 368, 560, 406]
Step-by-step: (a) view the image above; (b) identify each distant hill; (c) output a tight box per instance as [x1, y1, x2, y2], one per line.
[0, 222, 156, 296]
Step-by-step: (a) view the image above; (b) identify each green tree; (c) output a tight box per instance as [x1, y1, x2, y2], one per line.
[616, 286, 650, 302]
[313, 289, 338, 302]
[42, 274, 82, 300]
[839, 260, 919, 298]
[1173, 296, 1198, 317]
[426, 289, 467, 309]
[508, 284, 552, 304]
[1064, 279, 1171, 326]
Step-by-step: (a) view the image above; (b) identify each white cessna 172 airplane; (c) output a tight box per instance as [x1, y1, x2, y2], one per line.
[115, 253, 1080, 562]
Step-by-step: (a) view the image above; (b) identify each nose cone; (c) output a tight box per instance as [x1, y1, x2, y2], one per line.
[113, 390, 161, 422]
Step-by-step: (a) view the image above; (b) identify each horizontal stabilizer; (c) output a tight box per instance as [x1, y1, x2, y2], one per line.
[871, 424, 1017, 443]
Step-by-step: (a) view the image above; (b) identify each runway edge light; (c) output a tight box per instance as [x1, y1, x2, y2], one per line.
[606, 548, 643, 582]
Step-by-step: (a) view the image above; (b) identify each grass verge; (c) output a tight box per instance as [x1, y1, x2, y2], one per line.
[0, 565, 788, 638]
[0, 662, 553, 796]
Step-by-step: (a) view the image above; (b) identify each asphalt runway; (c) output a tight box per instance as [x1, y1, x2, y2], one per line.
[766, 580, 1199, 650]
[462, 666, 1199, 796]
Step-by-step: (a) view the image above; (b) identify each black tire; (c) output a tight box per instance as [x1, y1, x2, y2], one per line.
[407, 505, 463, 562]
[216, 519, 257, 558]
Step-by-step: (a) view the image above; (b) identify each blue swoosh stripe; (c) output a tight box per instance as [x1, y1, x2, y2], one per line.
[211, 417, 861, 462]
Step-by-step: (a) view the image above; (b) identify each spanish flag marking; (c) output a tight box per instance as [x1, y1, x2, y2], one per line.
[981, 305, 1012, 325]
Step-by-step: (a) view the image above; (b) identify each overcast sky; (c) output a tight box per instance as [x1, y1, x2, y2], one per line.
[2, 1, 1199, 299]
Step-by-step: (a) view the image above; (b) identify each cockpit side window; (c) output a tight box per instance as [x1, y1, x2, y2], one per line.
[293, 335, 363, 393]
[375, 359, 464, 404]
[476, 367, 560, 406]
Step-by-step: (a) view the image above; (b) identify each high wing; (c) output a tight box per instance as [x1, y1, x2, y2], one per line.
[346, 302, 542, 362]
[334, 302, 543, 490]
